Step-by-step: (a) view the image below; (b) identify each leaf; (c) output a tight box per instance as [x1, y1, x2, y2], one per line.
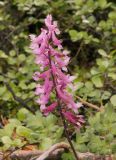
[90, 67, 99, 75]
[0, 86, 6, 96]
[76, 133, 89, 144]
[97, 59, 109, 70]
[12, 138, 22, 147]
[88, 112, 100, 127]
[2, 136, 12, 144]
[17, 108, 29, 121]
[34, 0, 47, 6]
[85, 81, 93, 91]
[8, 57, 16, 65]
[16, 126, 32, 138]
[19, 81, 27, 89]
[44, 114, 57, 126]
[98, 0, 107, 8]
[55, 127, 63, 139]
[28, 82, 36, 89]
[76, 144, 88, 152]
[109, 12, 116, 20]
[9, 119, 21, 126]
[0, 50, 8, 58]
[62, 152, 75, 160]
[98, 49, 107, 57]
[4, 124, 15, 137]
[92, 76, 103, 88]
[101, 91, 111, 100]
[40, 138, 53, 150]
[69, 30, 80, 42]
[110, 95, 116, 106]
[108, 73, 116, 80]
[18, 54, 26, 62]
[26, 113, 43, 129]
[9, 50, 16, 57]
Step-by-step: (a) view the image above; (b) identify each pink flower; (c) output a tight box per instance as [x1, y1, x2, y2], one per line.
[33, 72, 40, 81]
[62, 111, 85, 128]
[30, 14, 84, 128]
[42, 102, 57, 116]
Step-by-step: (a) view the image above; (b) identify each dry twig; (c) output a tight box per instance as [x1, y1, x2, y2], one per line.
[76, 96, 102, 111]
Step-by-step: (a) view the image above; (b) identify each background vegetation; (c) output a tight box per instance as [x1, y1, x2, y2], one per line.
[0, 0, 116, 159]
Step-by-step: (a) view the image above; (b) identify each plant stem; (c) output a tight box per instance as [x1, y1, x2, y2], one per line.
[48, 52, 79, 160]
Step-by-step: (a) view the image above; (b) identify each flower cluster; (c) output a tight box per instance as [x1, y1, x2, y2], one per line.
[30, 15, 84, 128]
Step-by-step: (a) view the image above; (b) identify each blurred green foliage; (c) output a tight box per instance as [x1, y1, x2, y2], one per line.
[0, 0, 116, 158]
[0, 109, 63, 151]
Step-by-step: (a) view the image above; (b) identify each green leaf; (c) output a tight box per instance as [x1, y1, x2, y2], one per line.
[109, 12, 116, 20]
[69, 30, 81, 42]
[101, 91, 111, 100]
[97, 59, 109, 70]
[92, 76, 103, 88]
[8, 57, 16, 65]
[76, 144, 88, 152]
[40, 138, 53, 150]
[26, 113, 43, 129]
[0, 50, 8, 58]
[19, 81, 27, 89]
[44, 114, 57, 126]
[16, 126, 32, 138]
[88, 112, 100, 127]
[4, 124, 15, 137]
[55, 127, 63, 139]
[90, 67, 99, 75]
[76, 133, 89, 144]
[17, 108, 29, 121]
[13, 138, 23, 147]
[18, 54, 26, 62]
[34, 0, 47, 6]
[110, 95, 116, 106]
[28, 82, 36, 89]
[9, 119, 21, 126]
[62, 152, 75, 160]
[108, 73, 116, 80]
[9, 50, 16, 57]
[2, 136, 12, 144]
[98, 0, 107, 8]
[76, 82, 84, 90]
[0, 86, 6, 96]
[85, 81, 93, 90]
[98, 49, 107, 57]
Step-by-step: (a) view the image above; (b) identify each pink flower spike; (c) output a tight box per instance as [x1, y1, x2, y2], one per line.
[43, 102, 57, 116]
[62, 111, 84, 128]
[30, 14, 84, 129]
